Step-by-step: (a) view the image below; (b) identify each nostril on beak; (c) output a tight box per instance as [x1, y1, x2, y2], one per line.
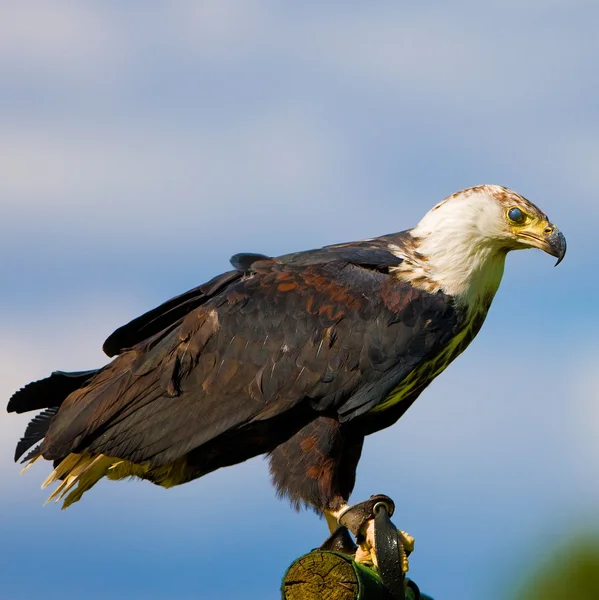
[544, 226, 555, 235]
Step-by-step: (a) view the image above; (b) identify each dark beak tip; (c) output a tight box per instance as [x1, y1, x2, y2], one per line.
[551, 230, 567, 267]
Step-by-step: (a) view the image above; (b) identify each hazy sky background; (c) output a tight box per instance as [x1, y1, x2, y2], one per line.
[1, 2, 598, 599]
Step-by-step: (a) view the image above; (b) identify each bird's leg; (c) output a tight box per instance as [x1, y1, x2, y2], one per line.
[323, 502, 380, 565]
[325, 495, 415, 570]
[321, 505, 359, 555]
[324, 508, 343, 534]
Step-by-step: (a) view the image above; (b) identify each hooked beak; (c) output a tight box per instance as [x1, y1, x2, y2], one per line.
[546, 226, 567, 266]
[518, 222, 567, 266]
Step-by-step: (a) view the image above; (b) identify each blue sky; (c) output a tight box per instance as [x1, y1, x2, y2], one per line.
[1, 2, 598, 599]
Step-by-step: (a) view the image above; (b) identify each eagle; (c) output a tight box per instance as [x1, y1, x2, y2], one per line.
[8, 185, 565, 564]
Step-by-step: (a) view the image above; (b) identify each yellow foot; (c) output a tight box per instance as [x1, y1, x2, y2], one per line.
[355, 519, 415, 572]
[399, 530, 415, 554]
[355, 518, 377, 566]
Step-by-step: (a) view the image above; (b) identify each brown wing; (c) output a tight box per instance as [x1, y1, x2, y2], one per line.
[102, 270, 243, 357]
[102, 254, 271, 358]
[41, 253, 459, 470]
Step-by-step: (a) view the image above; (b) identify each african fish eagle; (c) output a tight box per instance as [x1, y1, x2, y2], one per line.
[7, 184, 566, 564]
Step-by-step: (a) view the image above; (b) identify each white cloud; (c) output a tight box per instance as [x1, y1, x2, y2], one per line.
[160, 2, 597, 113]
[0, 2, 131, 81]
[161, 0, 278, 65]
[0, 106, 349, 217]
[0, 0, 597, 236]
[2, 1, 597, 119]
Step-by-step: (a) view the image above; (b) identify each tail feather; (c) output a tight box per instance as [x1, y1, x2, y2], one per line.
[60, 455, 120, 509]
[28, 449, 190, 509]
[20, 453, 42, 474]
[7, 369, 99, 414]
[8, 369, 101, 464]
[10, 367, 192, 509]
[39, 452, 150, 509]
[14, 407, 59, 462]
[44, 454, 108, 506]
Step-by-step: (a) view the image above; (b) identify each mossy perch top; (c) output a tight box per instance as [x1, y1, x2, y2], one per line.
[282, 551, 430, 600]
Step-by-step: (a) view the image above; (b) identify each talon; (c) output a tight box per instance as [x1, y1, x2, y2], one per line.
[355, 518, 378, 566]
[397, 530, 415, 573]
[323, 496, 412, 570]
[399, 542, 410, 574]
[399, 530, 415, 554]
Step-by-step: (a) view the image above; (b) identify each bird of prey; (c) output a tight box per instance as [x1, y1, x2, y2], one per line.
[8, 185, 565, 564]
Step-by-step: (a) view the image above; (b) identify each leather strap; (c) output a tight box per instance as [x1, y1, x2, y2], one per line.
[374, 502, 406, 599]
[337, 494, 395, 536]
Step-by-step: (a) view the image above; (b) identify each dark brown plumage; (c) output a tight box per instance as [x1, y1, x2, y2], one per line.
[8, 234, 462, 510]
[7, 184, 566, 515]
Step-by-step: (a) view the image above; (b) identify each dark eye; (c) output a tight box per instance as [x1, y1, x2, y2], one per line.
[508, 207, 525, 223]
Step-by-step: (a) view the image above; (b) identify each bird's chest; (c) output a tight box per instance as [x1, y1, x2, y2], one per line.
[372, 312, 484, 413]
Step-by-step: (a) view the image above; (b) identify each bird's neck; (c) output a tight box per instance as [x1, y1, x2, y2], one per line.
[394, 232, 507, 314]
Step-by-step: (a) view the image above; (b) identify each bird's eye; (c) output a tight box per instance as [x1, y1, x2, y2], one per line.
[508, 207, 525, 224]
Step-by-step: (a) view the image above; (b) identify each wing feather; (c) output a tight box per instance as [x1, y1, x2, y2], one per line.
[41, 243, 460, 472]
[102, 270, 242, 357]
